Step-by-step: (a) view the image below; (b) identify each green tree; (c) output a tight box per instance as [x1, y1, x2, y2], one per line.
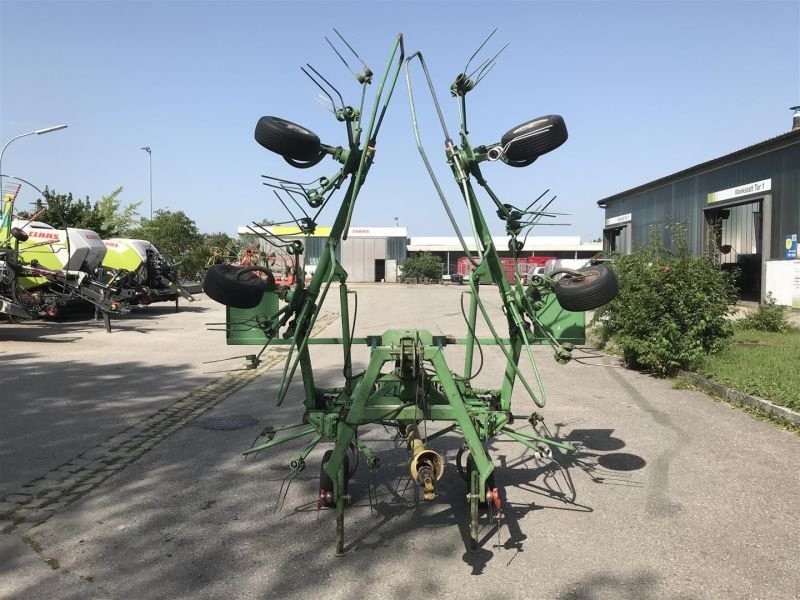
[129, 209, 203, 276]
[593, 222, 738, 375]
[20, 187, 94, 230]
[18, 186, 139, 238]
[401, 252, 443, 281]
[93, 187, 141, 237]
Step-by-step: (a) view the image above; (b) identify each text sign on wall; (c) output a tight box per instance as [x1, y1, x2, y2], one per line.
[707, 178, 771, 204]
[605, 213, 632, 227]
[786, 234, 798, 260]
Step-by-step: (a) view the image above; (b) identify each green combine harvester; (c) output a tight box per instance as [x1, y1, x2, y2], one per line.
[203, 32, 618, 555]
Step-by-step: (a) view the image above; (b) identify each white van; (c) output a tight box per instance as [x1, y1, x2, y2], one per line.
[544, 259, 590, 278]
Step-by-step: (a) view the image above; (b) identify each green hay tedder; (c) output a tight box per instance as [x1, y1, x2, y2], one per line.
[203, 31, 618, 555]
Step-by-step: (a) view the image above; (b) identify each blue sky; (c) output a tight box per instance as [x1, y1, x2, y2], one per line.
[1, 1, 798, 240]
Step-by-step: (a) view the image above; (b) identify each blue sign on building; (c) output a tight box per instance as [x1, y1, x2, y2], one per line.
[786, 234, 798, 259]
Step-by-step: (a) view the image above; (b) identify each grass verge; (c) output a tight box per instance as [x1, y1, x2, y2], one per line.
[673, 376, 800, 434]
[697, 328, 800, 411]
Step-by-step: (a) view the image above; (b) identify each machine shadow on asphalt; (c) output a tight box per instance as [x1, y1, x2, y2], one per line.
[235, 363, 648, 575]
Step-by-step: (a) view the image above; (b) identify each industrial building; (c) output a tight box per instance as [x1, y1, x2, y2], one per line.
[238, 225, 407, 283]
[407, 235, 602, 276]
[598, 110, 800, 306]
[237, 225, 600, 283]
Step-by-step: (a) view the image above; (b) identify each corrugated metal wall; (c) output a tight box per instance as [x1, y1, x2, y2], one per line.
[341, 238, 387, 281]
[603, 141, 800, 258]
[253, 235, 407, 282]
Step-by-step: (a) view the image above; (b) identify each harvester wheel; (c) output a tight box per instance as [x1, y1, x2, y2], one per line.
[202, 264, 266, 309]
[500, 115, 568, 163]
[319, 449, 349, 508]
[254, 116, 322, 162]
[553, 265, 619, 312]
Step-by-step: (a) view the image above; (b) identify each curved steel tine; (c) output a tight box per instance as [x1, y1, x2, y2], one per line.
[305, 63, 345, 111]
[301, 65, 341, 112]
[469, 43, 509, 82]
[524, 189, 550, 212]
[246, 223, 295, 249]
[333, 28, 369, 71]
[538, 196, 557, 216]
[280, 186, 311, 219]
[259, 217, 304, 228]
[326, 35, 360, 79]
[261, 181, 309, 200]
[260, 173, 318, 188]
[272, 190, 300, 224]
[274, 466, 301, 513]
[314, 94, 336, 114]
[473, 60, 497, 87]
[463, 28, 497, 75]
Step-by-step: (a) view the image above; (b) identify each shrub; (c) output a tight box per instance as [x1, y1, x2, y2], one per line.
[592, 223, 738, 375]
[737, 293, 791, 332]
[400, 253, 442, 281]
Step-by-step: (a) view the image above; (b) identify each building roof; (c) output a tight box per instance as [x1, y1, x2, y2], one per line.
[597, 128, 800, 207]
[408, 235, 601, 253]
[237, 225, 408, 238]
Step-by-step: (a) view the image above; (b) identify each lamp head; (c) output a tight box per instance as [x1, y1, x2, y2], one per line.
[35, 124, 68, 135]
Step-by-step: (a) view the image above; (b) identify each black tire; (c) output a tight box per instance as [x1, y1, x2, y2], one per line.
[319, 449, 349, 508]
[9, 227, 28, 242]
[501, 115, 568, 163]
[254, 116, 321, 161]
[202, 264, 266, 309]
[554, 265, 619, 312]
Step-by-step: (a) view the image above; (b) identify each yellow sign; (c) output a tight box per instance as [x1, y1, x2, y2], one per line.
[270, 225, 332, 237]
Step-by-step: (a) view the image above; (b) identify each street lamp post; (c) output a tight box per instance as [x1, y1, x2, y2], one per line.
[0, 124, 68, 206]
[141, 146, 152, 219]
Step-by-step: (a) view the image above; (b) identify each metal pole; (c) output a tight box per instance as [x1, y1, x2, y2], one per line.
[0, 124, 67, 210]
[141, 146, 152, 219]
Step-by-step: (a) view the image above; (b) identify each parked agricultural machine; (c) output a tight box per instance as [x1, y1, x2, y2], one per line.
[203, 32, 618, 554]
[205, 238, 299, 286]
[100, 238, 195, 309]
[1, 182, 122, 329]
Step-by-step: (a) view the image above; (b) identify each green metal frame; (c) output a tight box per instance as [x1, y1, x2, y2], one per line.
[223, 33, 582, 555]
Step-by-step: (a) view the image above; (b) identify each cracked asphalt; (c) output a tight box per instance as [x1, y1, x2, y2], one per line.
[1, 286, 798, 599]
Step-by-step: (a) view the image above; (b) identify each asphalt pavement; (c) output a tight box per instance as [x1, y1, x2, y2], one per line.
[1, 286, 797, 599]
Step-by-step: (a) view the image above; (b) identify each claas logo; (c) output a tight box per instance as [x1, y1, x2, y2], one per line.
[27, 231, 60, 240]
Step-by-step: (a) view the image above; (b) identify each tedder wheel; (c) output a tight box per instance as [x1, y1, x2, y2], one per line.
[254, 116, 322, 162]
[202, 264, 267, 309]
[553, 264, 619, 312]
[319, 449, 349, 508]
[501, 114, 568, 163]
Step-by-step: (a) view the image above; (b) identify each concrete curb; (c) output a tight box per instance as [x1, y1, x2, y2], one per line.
[677, 370, 800, 427]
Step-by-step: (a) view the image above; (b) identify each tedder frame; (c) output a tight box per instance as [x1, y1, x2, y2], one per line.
[203, 31, 618, 555]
